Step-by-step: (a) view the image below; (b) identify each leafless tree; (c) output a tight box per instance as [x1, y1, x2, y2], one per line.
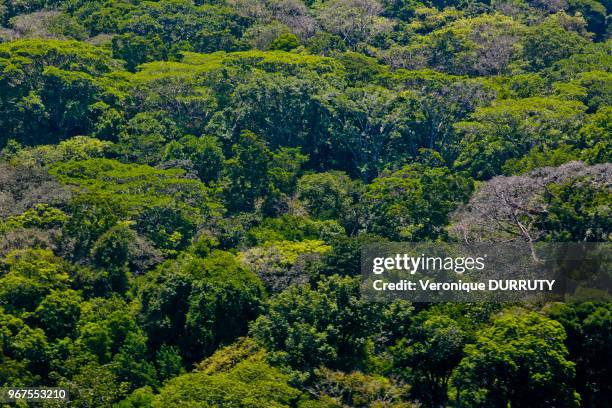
[268, 0, 317, 39]
[239, 245, 319, 293]
[0, 163, 71, 218]
[243, 21, 293, 49]
[228, 0, 317, 40]
[3, 11, 86, 41]
[450, 162, 612, 258]
[316, 0, 392, 47]
[528, 0, 568, 13]
[0, 228, 60, 257]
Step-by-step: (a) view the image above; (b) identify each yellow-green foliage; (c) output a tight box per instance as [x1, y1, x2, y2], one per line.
[153, 337, 302, 407]
[0, 249, 71, 314]
[310, 367, 415, 408]
[6, 136, 114, 167]
[0, 39, 123, 74]
[134, 49, 345, 84]
[266, 239, 331, 264]
[182, 50, 344, 75]
[49, 158, 221, 215]
[3, 204, 68, 230]
[195, 337, 263, 374]
[0, 1, 609, 406]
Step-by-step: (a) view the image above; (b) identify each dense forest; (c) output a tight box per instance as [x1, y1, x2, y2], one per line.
[0, 0, 610, 405]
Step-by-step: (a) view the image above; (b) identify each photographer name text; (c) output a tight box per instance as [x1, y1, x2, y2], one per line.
[372, 279, 555, 292]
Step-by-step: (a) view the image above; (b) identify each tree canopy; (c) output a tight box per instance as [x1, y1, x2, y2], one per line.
[0, 0, 610, 405]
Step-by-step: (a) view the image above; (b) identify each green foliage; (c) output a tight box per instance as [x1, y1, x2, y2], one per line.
[0, 0, 610, 405]
[33, 289, 81, 339]
[310, 367, 413, 407]
[518, 13, 591, 72]
[546, 41, 612, 82]
[115, 386, 155, 408]
[502, 145, 582, 174]
[155, 344, 184, 381]
[306, 32, 347, 55]
[225, 130, 273, 212]
[362, 164, 473, 240]
[397, 14, 526, 76]
[117, 112, 180, 164]
[454, 97, 587, 179]
[555, 70, 612, 113]
[250, 275, 381, 374]
[152, 338, 303, 407]
[391, 313, 467, 407]
[163, 134, 225, 183]
[239, 239, 331, 292]
[545, 302, 612, 407]
[60, 361, 130, 406]
[0, 307, 48, 385]
[138, 251, 265, 363]
[112, 33, 168, 71]
[269, 147, 309, 194]
[113, 331, 158, 388]
[4, 136, 114, 167]
[51, 158, 221, 253]
[318, 233, 389, 278]
[568, 0, 607, 39]
[454, 309, 580, 407]
[205, 67, 334, 162]
[62, 191, 125, 260]
[324, 85, 418, 180]
[270, 33, 300, 51]
[91, 222, 134, 269]
[3, 204, 68, 231]
[245, 215, 345, 245]
[297, 171, 361, 228]
[250, 240, 331, 264]
[0, 249, 70, 314]
[336, 52, 389, 84]
[578, 107, 612, 164]
[68, 0, 250, 54]
[539, 176, 611, 241]
[0, 40, 125, 147]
